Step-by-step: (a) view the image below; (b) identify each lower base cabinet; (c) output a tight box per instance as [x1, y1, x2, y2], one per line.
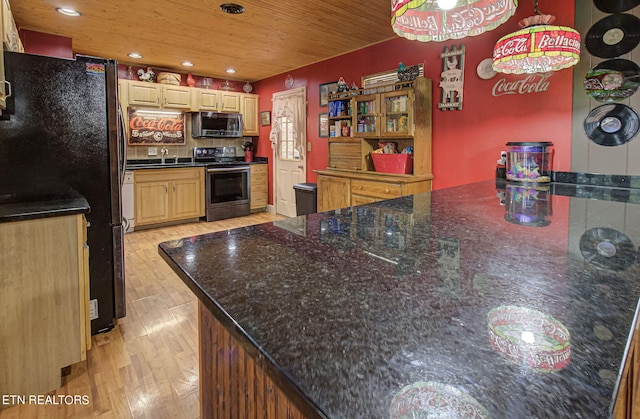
[0, 214, 90, 400]
[317, 169, 433, 212]
[134, 167, 204, 227]
[250, 163, 268, 212]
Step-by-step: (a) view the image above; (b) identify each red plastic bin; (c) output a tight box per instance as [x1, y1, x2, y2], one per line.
[371, 153, 413, 174]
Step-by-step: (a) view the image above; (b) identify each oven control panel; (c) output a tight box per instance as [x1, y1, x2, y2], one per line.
[194, 147, 236, 161]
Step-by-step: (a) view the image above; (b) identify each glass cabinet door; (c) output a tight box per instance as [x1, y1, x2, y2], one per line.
[381, 90, 413, 137]
[353, 93, 379, 138]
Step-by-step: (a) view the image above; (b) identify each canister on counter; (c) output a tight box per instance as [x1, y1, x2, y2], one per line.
[505, 142, 553, 183]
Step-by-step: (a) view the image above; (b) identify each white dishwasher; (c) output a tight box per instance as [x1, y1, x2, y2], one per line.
[122, 171, 135, 233]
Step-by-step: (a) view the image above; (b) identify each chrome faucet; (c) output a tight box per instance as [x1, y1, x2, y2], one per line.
[160, 147, 168, 164]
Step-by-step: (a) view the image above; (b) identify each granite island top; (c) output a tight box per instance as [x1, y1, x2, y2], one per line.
[0, 181, 89, 222]
[159, 180, 640, 418]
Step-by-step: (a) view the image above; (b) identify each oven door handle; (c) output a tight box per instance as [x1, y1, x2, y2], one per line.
[207, 166, 249, 173]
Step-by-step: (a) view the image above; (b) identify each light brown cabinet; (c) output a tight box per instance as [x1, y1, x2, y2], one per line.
[250, 163, 268, 212]
[317, 170, 431, 212]
[0, 214, 90, 397]
[319, 77, 433, 211]
[134, 167, 204, 227]
[241, 93, 259, 136]
[192, 88, 241, 112]
[122, 79, 192, 110]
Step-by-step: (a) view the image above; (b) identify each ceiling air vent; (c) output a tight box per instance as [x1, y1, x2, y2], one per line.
[220, 3, 245, 14]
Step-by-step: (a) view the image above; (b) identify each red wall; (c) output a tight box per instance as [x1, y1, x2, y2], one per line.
[253, 1, 575, 193]
[19, 29, 73, 59]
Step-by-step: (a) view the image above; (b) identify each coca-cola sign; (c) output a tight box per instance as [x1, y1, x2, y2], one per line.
[127, 109, 185, 145]
[492, 73, 553, 97]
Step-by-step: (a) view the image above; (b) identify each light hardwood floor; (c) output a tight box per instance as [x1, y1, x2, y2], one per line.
[0, 212, 284, 419]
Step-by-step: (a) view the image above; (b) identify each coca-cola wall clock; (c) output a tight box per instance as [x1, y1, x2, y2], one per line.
[438, 44, 465, 111]
[127, 109, 186, 145]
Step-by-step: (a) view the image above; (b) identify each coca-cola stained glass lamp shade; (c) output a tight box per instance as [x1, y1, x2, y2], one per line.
[492, 0, 581, 74]
[391, 0, 517, 42]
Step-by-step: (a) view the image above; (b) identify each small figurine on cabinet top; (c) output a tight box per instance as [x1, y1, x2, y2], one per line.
[337, 77, 348, 93]
[137, 67, 155, 82]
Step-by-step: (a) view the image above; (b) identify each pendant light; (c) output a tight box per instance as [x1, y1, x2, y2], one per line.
[492, 0, 581, 74]
[391, 0, 518, 42]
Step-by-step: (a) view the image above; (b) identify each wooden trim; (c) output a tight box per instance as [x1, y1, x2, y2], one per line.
[198, 302, 318, 418]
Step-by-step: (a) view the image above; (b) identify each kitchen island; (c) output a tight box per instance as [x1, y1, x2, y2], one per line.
[159, 179, 640, 418]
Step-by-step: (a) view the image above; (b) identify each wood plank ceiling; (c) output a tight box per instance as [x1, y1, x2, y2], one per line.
[10, 0, 397, 82]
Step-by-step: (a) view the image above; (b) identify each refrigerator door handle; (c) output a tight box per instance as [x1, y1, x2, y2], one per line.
[3, 80, 11, 98]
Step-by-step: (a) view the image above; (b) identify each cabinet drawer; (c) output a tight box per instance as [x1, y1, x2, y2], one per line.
[351, 179, 402, 199]
[329, 143, 362, 170]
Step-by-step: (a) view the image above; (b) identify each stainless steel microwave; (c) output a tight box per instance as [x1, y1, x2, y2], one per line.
[191, 112, 243, 138]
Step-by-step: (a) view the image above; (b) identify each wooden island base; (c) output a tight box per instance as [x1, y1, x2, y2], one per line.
[198, 302, 319, 419]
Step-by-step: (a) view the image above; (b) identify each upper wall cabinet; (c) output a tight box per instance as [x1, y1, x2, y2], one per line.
[193, 88, 241, 112]
[240, 93, 259, 136]
[123, 80, 192, 110]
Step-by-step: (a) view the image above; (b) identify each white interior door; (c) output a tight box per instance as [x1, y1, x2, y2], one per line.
[271, 87, 307, 218]
[274, 118, 306, 217]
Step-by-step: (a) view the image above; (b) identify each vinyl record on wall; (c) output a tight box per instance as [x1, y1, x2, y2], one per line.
[594, 0, 640, 13]
[584, 59, 640, 102]
[585, 14, 640, 58]
[579, 227, 637, 271]
[583, 103, 640, 146]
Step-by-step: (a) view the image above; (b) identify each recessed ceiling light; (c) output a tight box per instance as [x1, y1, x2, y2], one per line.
[226, 68, 236, 74]
[56, 7, 82, 17]
[128, 52, 143, 59]
[182, 61, 194, 67]
[220, 3, 245, 14]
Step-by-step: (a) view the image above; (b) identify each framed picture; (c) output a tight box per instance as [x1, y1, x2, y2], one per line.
[319, 81, 338, 107]
[319, 113, 328, 138]
[260, 111, 271, 126]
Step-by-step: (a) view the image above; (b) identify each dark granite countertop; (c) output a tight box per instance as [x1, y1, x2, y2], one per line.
[159, 180, 640, 418]
[0, 181, 90, 223]
[125, 157, 267, 170]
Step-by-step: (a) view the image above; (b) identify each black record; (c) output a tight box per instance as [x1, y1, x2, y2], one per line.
[585, 14, 640, 58]
[594, 0, 640, 13]
[579, 227, 636, 271]
[583, 103, 640, 146]
[585, 58, 640, 102]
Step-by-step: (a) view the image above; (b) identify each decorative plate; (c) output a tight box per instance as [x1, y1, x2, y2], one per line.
[477, 58, 497, 80]
[285, 74, 294, 88]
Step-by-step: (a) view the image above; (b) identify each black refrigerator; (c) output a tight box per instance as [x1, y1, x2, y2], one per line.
[0, 51, 126, 334]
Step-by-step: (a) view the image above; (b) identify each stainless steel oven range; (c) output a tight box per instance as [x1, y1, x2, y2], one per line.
[194, 147, 250, 221]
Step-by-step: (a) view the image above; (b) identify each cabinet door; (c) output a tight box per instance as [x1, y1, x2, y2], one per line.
[219, 92, 241, 112]
[241, 94, 259, 136]
[318, 175, 350, 212]
[170, 178, 202, 219]
[381, 89, 413, 137]
[250, 164, 268, 211]
[353, 93, 380, 138]
[128, 81, 162, 107]
[162, 85, 192, 109]
[135, 181, 170, 225]
[329, 141, 363, 170]
[197, 89, 221, 110]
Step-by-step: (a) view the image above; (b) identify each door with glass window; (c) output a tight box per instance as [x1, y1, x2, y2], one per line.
[275, 114, 305, 217]
[272, 88, 306, 217]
